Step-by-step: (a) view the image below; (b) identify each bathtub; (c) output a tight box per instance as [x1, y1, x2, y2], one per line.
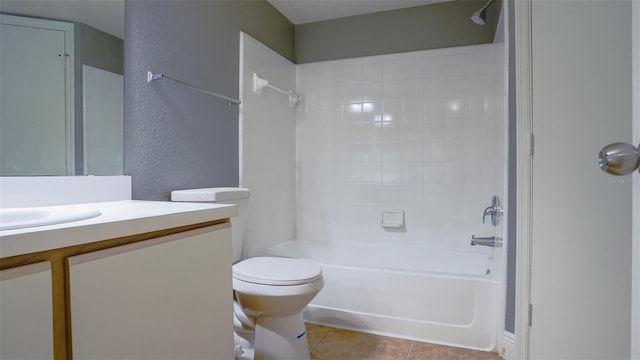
[268, 240, 502, 351]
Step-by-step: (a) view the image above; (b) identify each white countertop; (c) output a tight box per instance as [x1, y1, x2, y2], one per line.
[0, 200, 237, 258]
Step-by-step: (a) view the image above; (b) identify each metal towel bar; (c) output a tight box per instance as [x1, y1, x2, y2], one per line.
[147, 71, 241, 106]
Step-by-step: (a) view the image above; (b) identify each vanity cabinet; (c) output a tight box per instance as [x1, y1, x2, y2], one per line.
[0, 214, 234, 359]
[68, 225, 233, 359]
[0, 262, 54, 359]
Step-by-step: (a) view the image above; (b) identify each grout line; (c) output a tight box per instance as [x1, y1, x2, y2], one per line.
[405, 340, 414, 360]
[309, 325, 333, 354]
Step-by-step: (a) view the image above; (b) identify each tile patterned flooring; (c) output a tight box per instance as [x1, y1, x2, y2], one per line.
[306, 323, 501, 360]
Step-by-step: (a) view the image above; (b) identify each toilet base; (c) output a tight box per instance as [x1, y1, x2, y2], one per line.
[253, 312, 310, 360]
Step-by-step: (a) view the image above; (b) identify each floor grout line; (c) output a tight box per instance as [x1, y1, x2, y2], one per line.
[405, 340, 414, 360]
[310, 326, 333, 354]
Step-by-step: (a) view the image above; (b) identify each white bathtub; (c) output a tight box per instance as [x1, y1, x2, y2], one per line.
[268, 240, 502, 351]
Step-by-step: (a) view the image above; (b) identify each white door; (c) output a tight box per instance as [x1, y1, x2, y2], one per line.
[82, 65, 124, 175]
[68, 227, 233, 359]
[529, 1, 635, 359]
[0, 262, 54, 359]
[0, 15, 72, 175]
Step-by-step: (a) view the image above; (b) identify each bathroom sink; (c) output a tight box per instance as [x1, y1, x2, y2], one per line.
[0, 206, 101, 231]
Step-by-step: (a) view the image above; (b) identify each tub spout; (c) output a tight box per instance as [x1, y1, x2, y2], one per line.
[471, 235, 503, 248]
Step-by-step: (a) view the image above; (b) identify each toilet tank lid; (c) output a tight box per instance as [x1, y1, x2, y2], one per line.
[171, 187, 250, 202]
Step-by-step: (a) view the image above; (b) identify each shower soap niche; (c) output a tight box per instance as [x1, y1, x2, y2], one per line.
[381, 209, 404, 229]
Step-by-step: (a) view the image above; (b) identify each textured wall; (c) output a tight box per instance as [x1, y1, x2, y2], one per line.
[295, 0, 501, 64]
[124, 0, 293, 200]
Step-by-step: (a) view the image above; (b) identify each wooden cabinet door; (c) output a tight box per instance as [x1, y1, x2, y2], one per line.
[0, 262, 54, 359]
[68, 225, 233, 359]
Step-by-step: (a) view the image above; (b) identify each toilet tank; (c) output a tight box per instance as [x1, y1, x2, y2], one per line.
[171, 187, 250, 263]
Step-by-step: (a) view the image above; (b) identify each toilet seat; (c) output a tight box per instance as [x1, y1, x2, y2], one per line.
[233, 257, 322, 286]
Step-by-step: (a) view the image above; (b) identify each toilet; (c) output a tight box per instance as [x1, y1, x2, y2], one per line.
[171, 187, 324, 360]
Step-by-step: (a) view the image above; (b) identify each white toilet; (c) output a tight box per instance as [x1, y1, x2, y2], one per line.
[171, 187, 324, 360]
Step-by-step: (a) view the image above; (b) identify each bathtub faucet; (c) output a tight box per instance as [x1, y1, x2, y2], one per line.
[471, 235, 503, 248]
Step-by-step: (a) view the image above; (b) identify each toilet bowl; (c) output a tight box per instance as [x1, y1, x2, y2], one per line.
[171, 187, 324, 360]
[234, 257, 324, 360]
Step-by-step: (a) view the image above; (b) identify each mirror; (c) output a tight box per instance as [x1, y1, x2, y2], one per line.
[0, 0, 124, 176]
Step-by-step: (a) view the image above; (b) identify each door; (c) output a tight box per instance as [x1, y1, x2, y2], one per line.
[0, 15, 73, 175]
[82, 65, 124, 175]
[0, 262, 54, 359]
[68, 226, 233, 359]
[529, 1, 635, 359]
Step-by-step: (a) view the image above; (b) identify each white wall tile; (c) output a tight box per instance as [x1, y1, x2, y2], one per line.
[362, 162, 382, 183]
[425, 76, 446, 100]
[362, 102, 382, 123]
[403, 79, 424, 99]
[340, 60, 363, 84]
[341, 83, 364, 104]
[361, 144, 382, 163]
[446, 75, 470, 97]
[295, 43, 506, 251]
[382, 55, 403, 81]
[382, 81, 403, 100]
[445, 97, 469, 120]
[424, 140, 446, 163]
[363, 82, 383, 102]
[425, 54, 447, 78]
[469, 49, 494, 74]
[381, 121, 404, 143]
[446, 50, 470, 76]
[324, 61, 343, 84]
[382, 162, 403, 184]
[403, 56, 424, 79]
[363, 59, 383, 82]
[382, 101, 403, 123]
[402, 162, 424, 184]
[403, 142, 424, 163]
[344, 103, 363, 123]
[382, 143, 403, 163]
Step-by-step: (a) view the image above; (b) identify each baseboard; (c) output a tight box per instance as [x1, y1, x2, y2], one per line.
[500, 331, 516, 359]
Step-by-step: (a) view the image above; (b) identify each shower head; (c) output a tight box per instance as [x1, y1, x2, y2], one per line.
[471, 0, 495, 25]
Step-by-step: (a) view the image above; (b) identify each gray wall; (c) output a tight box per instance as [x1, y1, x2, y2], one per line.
[74, 23, 123, 174]
[295, 0, 501, 64]
[124, 0, 294, 200]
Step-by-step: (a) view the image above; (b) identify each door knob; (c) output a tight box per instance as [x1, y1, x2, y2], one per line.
[598, 142, 640, 176]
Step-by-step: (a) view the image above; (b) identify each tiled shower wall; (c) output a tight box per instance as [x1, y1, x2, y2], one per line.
[240, 33, 297, 257]
[296, 44, 506, 251]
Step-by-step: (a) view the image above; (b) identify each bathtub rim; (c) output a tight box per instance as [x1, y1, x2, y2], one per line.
[268, 239, 504, 282]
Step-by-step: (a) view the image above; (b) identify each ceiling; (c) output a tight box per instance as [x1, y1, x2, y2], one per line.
[266, 0, 453, 25]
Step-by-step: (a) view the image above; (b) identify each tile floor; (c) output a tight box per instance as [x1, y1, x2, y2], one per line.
[306, 323, 501, 360]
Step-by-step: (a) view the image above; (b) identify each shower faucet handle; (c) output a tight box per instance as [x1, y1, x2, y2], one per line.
[482, 196, 503, 226]
[482, 206, 495, 224]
